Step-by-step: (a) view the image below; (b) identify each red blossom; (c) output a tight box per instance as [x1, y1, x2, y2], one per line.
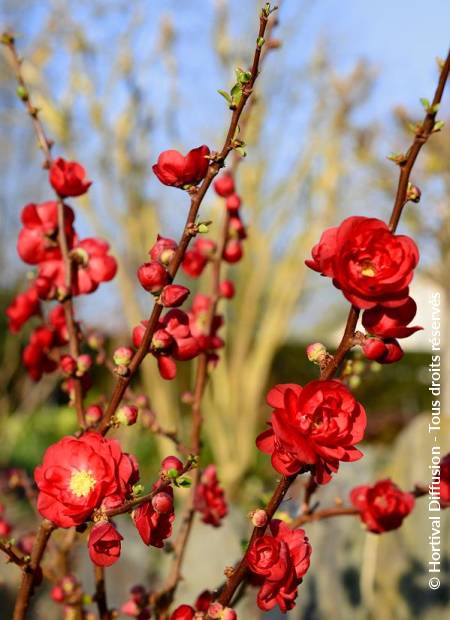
[182, 238, 217, 278]
[362, 296, 422, 339]
[34, 432, 139, 527]
[17, 201, 75, 265]
[22, 325, 58, 381]
[213, 172, 235, 197]
[188, 294, 224, 356]
[362, 337, 404, 364]
[160, 284, 190, 308]
[49, 157, 92, 197]
[169, 605, 195, 620]
[133, 484, 175, 547]
[88, 521, 123, 567]
[6, 284, 40, 333]
[256, 380, 366, 484]
[149, 234, 178, 265]
[350, 479, 415, 533]
[194, 465, 228, 527]
[152, 145, 210, 188]
[247, 519, 311, 613]
[223, 239, 243, 263]
[137, 261, 169, 293]
[306, 216, 419, 309]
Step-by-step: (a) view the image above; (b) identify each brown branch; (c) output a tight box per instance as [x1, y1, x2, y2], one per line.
[321, 49, 450, 381]
[153, 12, 282, 618]
[207, 474, 296, 614]
[97, 7, 274, 435]
[0, 540, 28, 569]
[12, 519, 55, 620]
[2, 33, 86, 428]
[94, 566, 111, 620]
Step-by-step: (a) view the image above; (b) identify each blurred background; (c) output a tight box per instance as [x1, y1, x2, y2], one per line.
[0, 0, 449, 618]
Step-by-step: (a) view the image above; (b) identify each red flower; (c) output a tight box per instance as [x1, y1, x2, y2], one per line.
[362, 337, 404, 364]
[160, 284, 190, 308]
[350, 479, 415, 533]
[17, 201, 75, 265]
[23, 325, 58, 381]
[6, 285, 40, 333]
[152, 145, 210, 188]
[169, 605, 195, 620]
[72, 238, 117, 294]
[88, 521, 123, 567]
[223, 239, 243, 263]
[247, 520, 311, 613]
[213, 173, 235, 197]
[182, 238, 217, 278]
[133, 309, 200, 380]
[188, 294, 224, 355]
[306, 216, 419, 309]
[38, 238, 117, 297]
[225, 193, 241, 213]
[439, 453, 450, 508]
[34, 432, 139, 527]
[49, 157, 92, 197]
[194, 465, 228, 527]
[149, 235, 178, 265]
[133, 484, 175, 547]
[137, 261, 169, 293]
[219, 280, 235, 299]
[256, 380, 366, 484]
[362, 296, 422, 338]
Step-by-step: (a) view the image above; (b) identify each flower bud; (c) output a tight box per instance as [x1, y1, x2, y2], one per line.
[0, 519, 12, 536]
[362, 338, 387, 361]
[60, 354, 77, 376]
[51, 585, 65, 603]
[151, 492, 173, 514]
[161, 455, 184, 475]
[219, 280, 235, 299]
[113, 346, 133, 367]
[137, 261, 168, 293]
[407, 182, 421, 203]
[207, 602, 223, 619]
[87, 332, 105, 351]
[61, 575, 78, 595]
[222, 608, 237, 620]
[160, 284, 190, 308]
[151, 329, 173, 351]
[225, 193, 241, 212]
[149, 235, 178, 265]
[223, 240, 243, 263]
[85, 404, 103, 426]
[306, 342, 327, 364]
[213, 173, 235, 197]
[251, 509, 268, 528]
[116, 405, 138, 426]
[76, 354, 92, 376]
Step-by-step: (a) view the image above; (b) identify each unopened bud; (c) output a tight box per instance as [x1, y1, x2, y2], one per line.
[116, 405, 138, 426]
[113, 346, 133, 367]
[85, 404, 103, 426]
[306, 342, 327, 364]
[251, 509, 268, 528]
[407, 182, 421, 203]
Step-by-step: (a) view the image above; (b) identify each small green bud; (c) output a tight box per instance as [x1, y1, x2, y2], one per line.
[16, 85, 28, 101]
[257, 36, 265, 49]
[198, 223, 209, 233]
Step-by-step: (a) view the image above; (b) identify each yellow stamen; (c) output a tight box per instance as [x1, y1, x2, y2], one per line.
[360, 263, 376, 277]
[69, 470, 96, 497]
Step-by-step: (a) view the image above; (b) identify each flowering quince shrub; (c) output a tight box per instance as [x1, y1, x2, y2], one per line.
[1, 12, 450, 620]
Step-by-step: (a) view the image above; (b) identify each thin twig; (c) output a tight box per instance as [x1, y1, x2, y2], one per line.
[2, 33, 86, 428]
[321, 49, 450, 381]
[97, 7, 274, 436]
[205, 47, 450, 618]
[94, 565, 111, 620]
[12, 520, 55, 620]
[0, 540, 28, 569]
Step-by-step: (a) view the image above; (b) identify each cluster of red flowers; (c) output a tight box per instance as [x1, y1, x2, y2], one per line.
[6, 157, 117, 383]
[306, 216, 421, 363]
[194, 465, 228, 527]
[34, 433, 184, 566]
[247, 520, 312, 612]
